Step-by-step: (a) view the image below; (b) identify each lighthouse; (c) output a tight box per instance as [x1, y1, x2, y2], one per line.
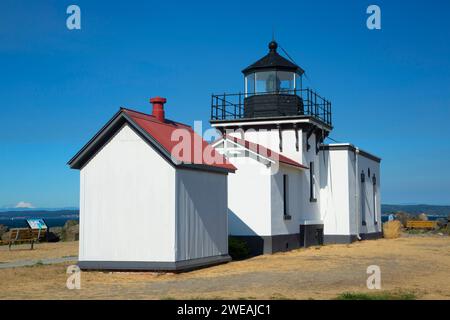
[211, 41, 382, 254]
[211, 40, 332, 164]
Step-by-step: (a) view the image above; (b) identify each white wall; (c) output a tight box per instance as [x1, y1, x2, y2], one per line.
[319, 149, 351, 236]
[79, 124, 177, 262]
[222, 129, 323, 237]
[347, 151, 357, 235]
[270, 164, 304, 235]
[175, 169, 229, 260]
[231, 128, 322, 224]
[300, 132, 322, 223]
[353, 153, 382, 235]
[226, 156, 272, 236]
[320, 146, 382, 237]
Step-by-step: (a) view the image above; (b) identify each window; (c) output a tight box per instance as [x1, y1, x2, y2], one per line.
[283, 174, 290, 218]
[245, 73, 255, 96]
[361, 171, 366, 226]
[372, 174, 377, 225]
[295, 73, 302, 90]
[253, 71, 297, 94]
[276, 71, 294, 92]
[310, 161, 317, 202]
[255, 71, 277, 93]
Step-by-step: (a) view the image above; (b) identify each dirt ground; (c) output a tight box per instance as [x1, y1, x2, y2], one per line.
[0, 235, 449, 300]
[0, 242, 78, 263]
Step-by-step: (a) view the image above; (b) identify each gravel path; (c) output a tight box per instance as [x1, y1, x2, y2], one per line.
[0, 256, 78, 269]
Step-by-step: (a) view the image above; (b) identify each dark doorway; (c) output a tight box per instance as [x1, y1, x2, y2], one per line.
[300, 224, 324, 247]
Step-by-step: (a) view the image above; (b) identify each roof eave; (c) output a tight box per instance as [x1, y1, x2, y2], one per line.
[279, 161, 309, 170]
[241, 52, 305, 75]
[242, 66, 304, 75]
[67, 110, 183, 170]
[178, 163, 236, 174]
[218, 136, 308, 170]
[67, 109, 125, 169]
[68, 110, 235, 173]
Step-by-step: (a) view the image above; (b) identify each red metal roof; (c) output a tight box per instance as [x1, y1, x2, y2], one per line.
[123, 108, 236, 172]
[224, 135, 308, 169]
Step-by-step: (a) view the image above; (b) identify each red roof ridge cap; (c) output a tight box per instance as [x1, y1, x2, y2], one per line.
[122, 108, 192, 129]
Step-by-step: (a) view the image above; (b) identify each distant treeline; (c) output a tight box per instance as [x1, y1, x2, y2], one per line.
[0, 209, 79, 219]
[382, 204, 450, 216]
[1, 206, 448, 219]
[0, 210, 79, 228]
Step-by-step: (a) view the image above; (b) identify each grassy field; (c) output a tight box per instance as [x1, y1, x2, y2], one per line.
[0, 235, 449, 300]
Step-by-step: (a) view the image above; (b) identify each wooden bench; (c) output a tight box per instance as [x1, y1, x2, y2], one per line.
[5, 228, 47, 250]
[406, 220, 437, 230]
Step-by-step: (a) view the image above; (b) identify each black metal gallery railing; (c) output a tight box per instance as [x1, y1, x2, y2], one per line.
[210, 89, 332, 126]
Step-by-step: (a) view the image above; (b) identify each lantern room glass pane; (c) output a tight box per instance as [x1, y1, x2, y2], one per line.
[245, 73, 255, 95]
[253, 71, 296, 94]
[255, 71, 277, 94]
[277, 71, 294, 92]
[295, 73, 302, 90]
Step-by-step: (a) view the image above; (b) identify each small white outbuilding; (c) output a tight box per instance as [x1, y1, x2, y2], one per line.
[68, 97, 236, 271]
[319, 144, 382, 243]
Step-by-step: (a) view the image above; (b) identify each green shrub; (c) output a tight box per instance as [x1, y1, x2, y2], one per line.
[442, 224, 450, 235]
[406, 229, 425, 235]
[228, 237, 250, 260]
[336, 291, 416, 300]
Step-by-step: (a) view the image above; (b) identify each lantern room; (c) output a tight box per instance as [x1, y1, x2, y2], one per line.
[241, 41, 306, 118]
[210, 40, 332, 127]
[243, 41, 304, 96]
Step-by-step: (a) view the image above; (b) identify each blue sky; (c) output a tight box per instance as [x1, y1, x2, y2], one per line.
[0, 0, 449, 208]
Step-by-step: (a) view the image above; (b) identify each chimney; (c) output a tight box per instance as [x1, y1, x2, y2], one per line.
[150, 97, 167, 122]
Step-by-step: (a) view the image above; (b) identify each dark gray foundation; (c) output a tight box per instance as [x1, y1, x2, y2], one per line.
[230, 234, 301, 256]
[231, 226, 324, 256]
[324, 234, 358, 244]
[324, 232, 383, 244]
[269, 234, 302, 253]
[234, 230, 383, 256]
[78, 254, 231, 272]
[360, 232, 383, 240]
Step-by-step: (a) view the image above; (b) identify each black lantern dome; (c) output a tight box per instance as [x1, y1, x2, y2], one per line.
[242, 41, 304, 76]
[242, 41, 305, 118]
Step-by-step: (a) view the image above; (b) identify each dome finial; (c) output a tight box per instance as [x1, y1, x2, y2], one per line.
[268, 40, 278, 52]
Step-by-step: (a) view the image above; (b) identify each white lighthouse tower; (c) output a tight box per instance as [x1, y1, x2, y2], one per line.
[211, 41, 382, 254]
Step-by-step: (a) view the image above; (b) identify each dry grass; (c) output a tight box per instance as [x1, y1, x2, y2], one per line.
[0, 242, 78, 263]
[0, 236, 449, 300]
[383, 220, 402, 239]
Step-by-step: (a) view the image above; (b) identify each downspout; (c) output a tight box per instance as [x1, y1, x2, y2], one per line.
[354, 148, 361, 240]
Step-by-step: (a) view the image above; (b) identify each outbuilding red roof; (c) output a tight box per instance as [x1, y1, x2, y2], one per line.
[224, 135, 308, 169]
[123, 108, 236, 172]
[68, 107, 236, 173]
